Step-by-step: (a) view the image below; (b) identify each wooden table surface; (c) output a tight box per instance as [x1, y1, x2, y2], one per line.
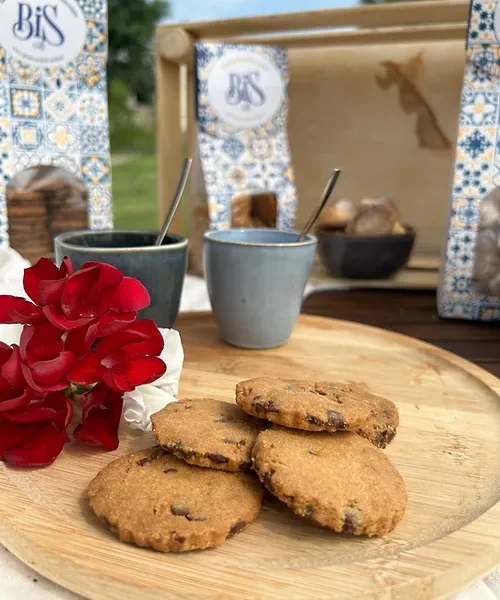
[302, 289, 500, 379]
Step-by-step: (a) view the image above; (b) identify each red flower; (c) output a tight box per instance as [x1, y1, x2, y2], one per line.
[0, 258, 72, 325]
[19, 324, 74, 393]
[24, 257, 73, 308]
[0, 297, 43, 325]
[73, 385, 123, 451]
[0, 257, 169, 469]
[70, 320, 166, 393]
[0, 392, 73, 467]
[44, 261, 150, 331]
[0, 342, 40, 413]
[0, 258, 150, 331]
[65, 310, 138, 357]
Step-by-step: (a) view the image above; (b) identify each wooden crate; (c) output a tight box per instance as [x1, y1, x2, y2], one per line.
[155, 0, 470, 266]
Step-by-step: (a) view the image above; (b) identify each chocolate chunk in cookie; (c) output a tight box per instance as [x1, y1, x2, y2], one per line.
[87, 448, 264, 552]
[252, 428, 407, 537]
[151, 398, 267, 472]
[236, 378, 379, 433]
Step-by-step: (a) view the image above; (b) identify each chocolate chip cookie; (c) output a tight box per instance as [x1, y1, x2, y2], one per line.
[252, 428, 407, 536]
[87, 447, 264, 552]
[356, 395, 399, 449]
[151, 398, 267, 471]
[236, 378, 378, 433]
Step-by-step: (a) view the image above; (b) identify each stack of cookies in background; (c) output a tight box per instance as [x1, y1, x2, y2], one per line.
[87, 378, 407, 553]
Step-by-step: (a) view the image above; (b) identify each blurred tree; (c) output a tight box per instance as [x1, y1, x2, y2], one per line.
[107, 0, 170, 104]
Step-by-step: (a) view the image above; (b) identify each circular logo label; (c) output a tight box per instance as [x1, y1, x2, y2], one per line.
[0, 0, 87, 67]
[207, 51, 285, 130]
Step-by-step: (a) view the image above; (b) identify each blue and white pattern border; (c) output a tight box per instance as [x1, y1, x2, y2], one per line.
[439, 0, 500, 320]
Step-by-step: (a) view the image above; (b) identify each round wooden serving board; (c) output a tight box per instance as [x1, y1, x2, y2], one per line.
[1, 313, 500, 600]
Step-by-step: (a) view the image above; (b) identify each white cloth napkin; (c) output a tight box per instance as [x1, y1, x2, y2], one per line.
[0, 246, 496, 600]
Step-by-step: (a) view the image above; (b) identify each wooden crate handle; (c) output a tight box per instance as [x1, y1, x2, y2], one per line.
[157, 27, 194, 65]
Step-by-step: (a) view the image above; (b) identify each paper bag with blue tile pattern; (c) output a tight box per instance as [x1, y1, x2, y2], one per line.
[439, 0, 500, 321]
[193, 43, 297, 225]
[0, 0, 112, 263]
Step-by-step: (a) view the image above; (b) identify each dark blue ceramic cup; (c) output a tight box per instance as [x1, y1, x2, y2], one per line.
[54, 230, 188, 328]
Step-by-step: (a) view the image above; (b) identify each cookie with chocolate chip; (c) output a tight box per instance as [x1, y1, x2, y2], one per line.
[236, 378, 378, 433]
[356, 395, 399, 449]
[151, 399, 266, 472]
[252, 428, 406, 537]
[87, 447, 264, 553]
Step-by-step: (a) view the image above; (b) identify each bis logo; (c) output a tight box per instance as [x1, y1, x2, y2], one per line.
[0, 0, 87, 67]
[207, 51, 285, 130]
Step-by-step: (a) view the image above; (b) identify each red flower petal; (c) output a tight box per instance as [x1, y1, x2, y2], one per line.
[80, 385, 110, 416]
[96, 319, 163, 360]
[0, 342, 11, 364]
[122, 320, 164, 358]
[8, 393, 73, 430]
[1, 345, 24, 391]
[6, 405, 59, 422]
[37, 278, 66, 307]
[102, 357, 166, 392]
[127, 356, 166, 386]
[0, 420, 36, 457]
[73, 391, 123, 451]
[81, 262, 123, 288]
[3, 422, 68, 467]
[45, 392, 73, 430]
[0, 388, 34, 413]
[69, 352, 100, 386]
[29, 351, 74, 386]
[23, 258, 59, 305]
[43, 305, 94, 331]
[0, 296, 43, 325]
[20, 323, 63, 365]
[60, 266, 101, 319]
[19, 326, 34, 363]
[100, 277, 150, 314]
[95, 311, 137, 338]
[62, 264, 125, 320]
[65, 324, 96, 356]
[59, 257, 74, 278]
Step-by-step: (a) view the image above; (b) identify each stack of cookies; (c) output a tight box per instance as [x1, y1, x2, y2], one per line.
[87, 377, 407, 553]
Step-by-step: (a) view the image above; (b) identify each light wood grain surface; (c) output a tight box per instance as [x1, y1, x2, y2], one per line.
[1, 313, 500, 600]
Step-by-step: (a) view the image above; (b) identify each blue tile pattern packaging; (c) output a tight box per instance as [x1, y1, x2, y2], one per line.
[0, 0, 113, 252]
[438, 0, 500, 321]
[194, 42, 297, 232]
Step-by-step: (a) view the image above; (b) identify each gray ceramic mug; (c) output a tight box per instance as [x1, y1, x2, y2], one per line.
[54, 230, 188, 328]
[204, 229, 317, 349]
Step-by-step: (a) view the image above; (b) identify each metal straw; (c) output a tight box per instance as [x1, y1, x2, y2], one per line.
[297, 168, 342, 242]
[155, 157, 193, 246]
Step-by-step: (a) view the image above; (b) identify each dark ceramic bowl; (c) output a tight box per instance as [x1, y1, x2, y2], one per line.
[54, 230, 188, 328]
[317, 226, 416, 280]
